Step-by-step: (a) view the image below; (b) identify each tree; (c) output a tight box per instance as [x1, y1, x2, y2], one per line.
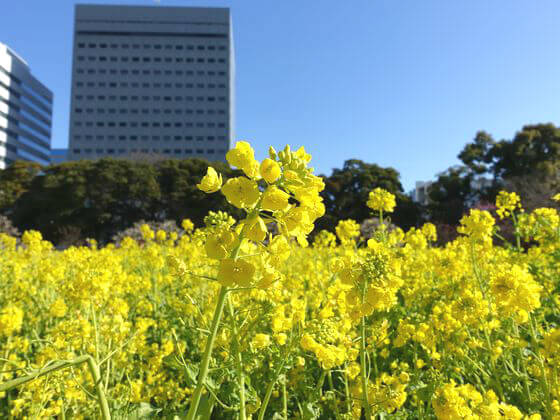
[427, 166, 476, 225]
[459, 123, 560, 181]
[0, 160, 43, 214]
[154, 158, 242, 226]
[317, 159, 421, 232]
[12, 159, 161, 243]
[10, 158, 243, 245]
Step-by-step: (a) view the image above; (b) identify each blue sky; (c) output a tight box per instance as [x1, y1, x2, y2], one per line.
[2, 0, 560, 190]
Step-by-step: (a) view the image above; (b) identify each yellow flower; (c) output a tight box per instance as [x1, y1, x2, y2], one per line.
[261, 186, 290, 212]
[217, 258, 256, 287]
[260, 158, 281, 183]
[495, 190, 521, 219]
[552, 193, 560, 202]
[49, 298, 68, 318]
[221, 177, 261, 209]
[0, 305, 24, 336]
[197, 167, 222, 193]
[275, 333, 287, 345]
[226, 141, 260, 178]
[181, 219, 194, 233]
[251, 333, 271, 350]
[205, 230, 237, 259]
[457, 209, 495, 243]
[335, 219, 360, 243]
[245, 216, 268, 243]
[367, 188, 396, 213]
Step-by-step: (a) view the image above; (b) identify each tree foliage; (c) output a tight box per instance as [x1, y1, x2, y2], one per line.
[317, 159, 421, 232]
[429, 123, 560, 226]
[8, 158, 239, 245]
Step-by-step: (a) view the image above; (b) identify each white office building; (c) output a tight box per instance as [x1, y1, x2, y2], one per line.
[68, 4, 234, 162]
[0, 43, 53, 169]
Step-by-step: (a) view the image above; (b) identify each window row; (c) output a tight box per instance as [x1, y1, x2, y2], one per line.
[76, 68, 227, 77]
[73, 134, 228, 142]
[72, 148, 227, 156]
[77, 42, 227, 51]
[75, 94, 227, 102]
[76, 82, 225, 89]
[75, 81, 227, 89]
[74, 108, 227, 115]
[74, 121, 226, 128]
[76, 56, 226, 64]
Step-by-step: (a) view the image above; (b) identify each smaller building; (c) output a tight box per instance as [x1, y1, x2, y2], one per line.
[412, 181, 432, 205]
[50, 148, 68, 165]
[0, 42, 53, 169]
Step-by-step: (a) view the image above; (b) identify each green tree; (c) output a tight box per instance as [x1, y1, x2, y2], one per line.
[427, 166, 476, 225]
[154, 158, 242, 226]
[0, 160, 43, 214]
[317, 159, 421, 232]
[12, 159, 161, 244]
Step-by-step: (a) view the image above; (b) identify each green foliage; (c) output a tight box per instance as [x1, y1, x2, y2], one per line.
[0, 160, 42, 213]
[429, 123, 560, 226]
[317, 159, 421, 233]
[428, 166, 476, 226]
[8, 158, 239, 245]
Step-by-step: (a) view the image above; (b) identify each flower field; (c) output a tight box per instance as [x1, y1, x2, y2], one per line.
[0, 142, 559, 419]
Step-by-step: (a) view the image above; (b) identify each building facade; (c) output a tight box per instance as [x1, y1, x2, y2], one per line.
[68, 5, 234, 162]
[0, 43, 53, 169]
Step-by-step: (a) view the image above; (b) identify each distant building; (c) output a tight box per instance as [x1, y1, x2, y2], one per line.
[51, 148, 68, 165]
[68, 4, 235, 162]
[0, 42, 53, 169]
[412, 181, 432, 205]
[413, 174, 493, 206]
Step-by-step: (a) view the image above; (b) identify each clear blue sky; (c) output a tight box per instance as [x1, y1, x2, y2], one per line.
[3, 1, 560, 190]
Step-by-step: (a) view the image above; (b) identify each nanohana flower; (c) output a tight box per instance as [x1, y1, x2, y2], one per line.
[197, 167, 222, 193]
[0, 305, 24, 336]
[217, 258, 255, 287]
[457, 209, 495, 243]
[221, 176, 261, 209]
[260, 158, 281, 183]
[495, 190, 521, 219]
[367, 188, 396, 213]
[226, 141, 260, 178]
[251, 333, 271, 350]
[261, 186, 291, 212]
[205, 229, 237, 259]
[335, 219, 360, 243]
[244, 215, 268, 242]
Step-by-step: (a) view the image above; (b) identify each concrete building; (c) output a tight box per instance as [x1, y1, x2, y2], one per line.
[68, 4, 234, 162]
[412, 181, 432, 205]
[0, 43, 53, 169]
[51, 148, 68, 165]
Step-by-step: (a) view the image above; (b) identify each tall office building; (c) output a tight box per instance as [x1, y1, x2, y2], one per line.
[0, 43, 53, 169]
[68, 5, 234, 162]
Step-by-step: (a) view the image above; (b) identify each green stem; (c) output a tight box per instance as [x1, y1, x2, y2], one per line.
[360, 316, 372, 420]
[0, 355, 111, 420]
[513, 322, 531, 404]
[529, 315, 552, 418]
[257, 364, 288, 420]
[227, 296, 246, 420]
[186, 286, 229, 420]
[282, 379, 288, 420]
[328, 370, 341, 419]
[343, 370, 352, 415]
[511, 213, 522, 251]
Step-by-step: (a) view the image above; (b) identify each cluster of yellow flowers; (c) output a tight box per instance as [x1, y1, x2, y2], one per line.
[0, 142, 558, 420]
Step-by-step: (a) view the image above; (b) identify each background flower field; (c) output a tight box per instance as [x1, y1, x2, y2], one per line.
[0, 143, 559, 419]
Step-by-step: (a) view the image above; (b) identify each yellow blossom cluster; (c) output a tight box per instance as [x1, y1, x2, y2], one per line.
[0, 148, 558, 420]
